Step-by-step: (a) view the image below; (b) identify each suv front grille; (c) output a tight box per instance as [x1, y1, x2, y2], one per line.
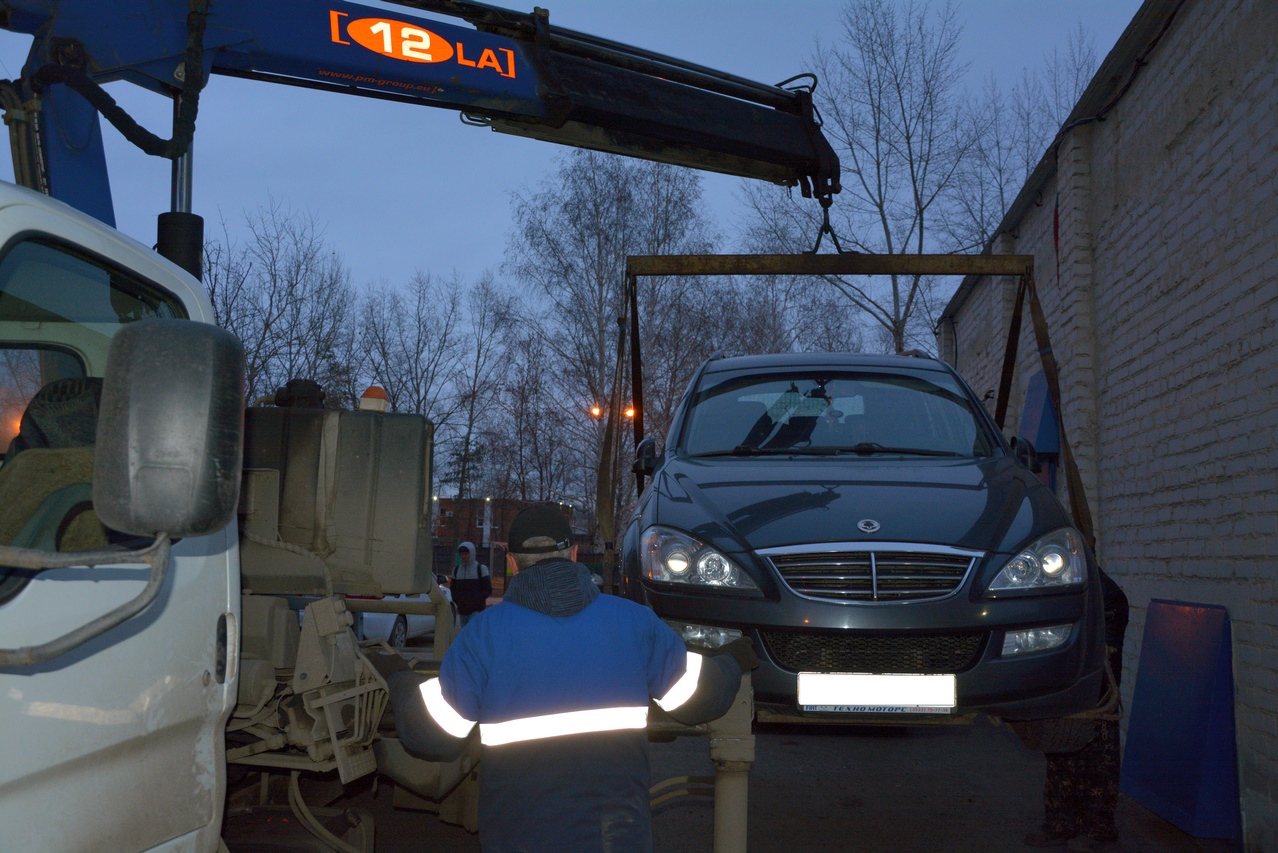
[761, 630, 986, 674]
[768, 550, 975, 602]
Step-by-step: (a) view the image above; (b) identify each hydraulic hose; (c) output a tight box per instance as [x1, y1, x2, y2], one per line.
[29, 0, 209, 161]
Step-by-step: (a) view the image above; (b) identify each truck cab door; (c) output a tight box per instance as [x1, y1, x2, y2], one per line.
[0, 198, 238, 853]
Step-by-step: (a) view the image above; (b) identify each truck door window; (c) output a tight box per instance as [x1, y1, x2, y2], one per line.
[0, 347, 85, 451]
[0, 240, 186, 602]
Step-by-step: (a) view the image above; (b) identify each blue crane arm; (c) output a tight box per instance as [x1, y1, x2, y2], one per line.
[0, 0, 840, 226]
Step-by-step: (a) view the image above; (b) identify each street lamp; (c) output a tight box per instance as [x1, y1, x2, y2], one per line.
[589, 404, 604, 419]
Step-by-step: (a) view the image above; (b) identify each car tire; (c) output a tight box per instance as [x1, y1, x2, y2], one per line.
[388, 616, 408, 649]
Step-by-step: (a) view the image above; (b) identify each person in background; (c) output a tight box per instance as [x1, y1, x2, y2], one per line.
[451, 542, 492, 628]
[382, 505, 756, 852]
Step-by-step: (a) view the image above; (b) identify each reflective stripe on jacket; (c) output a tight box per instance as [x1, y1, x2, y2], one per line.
[421, 646, 703, 745]
[424, 593, 689, 744]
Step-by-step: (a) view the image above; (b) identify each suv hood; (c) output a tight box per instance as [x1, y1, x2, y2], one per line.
[650, 456, 1069, 556]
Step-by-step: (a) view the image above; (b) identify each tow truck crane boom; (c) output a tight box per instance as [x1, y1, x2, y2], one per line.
[0, 6, 839, 850]
[0, 0, 841, 236]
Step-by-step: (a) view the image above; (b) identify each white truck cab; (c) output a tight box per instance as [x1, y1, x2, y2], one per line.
[0, 182, 239, 852]
[0, 182, 451, 852]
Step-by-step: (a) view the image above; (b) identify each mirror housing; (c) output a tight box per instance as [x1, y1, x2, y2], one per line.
[94, 319, 245, 537]
[1010, 436, 1043, 474]
[633, 436, 658, 477]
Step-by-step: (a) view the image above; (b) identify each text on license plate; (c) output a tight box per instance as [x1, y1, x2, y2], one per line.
[798, 672, 956, 713]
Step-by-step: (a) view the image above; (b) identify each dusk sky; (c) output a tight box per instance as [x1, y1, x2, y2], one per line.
[0, 1, 1143, 289]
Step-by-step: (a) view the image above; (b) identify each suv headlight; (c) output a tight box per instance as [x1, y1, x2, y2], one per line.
[641, 526, 760, 593]
[989, 528, 1087, 592]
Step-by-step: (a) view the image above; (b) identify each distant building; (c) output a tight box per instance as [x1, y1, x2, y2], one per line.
[936, 1, 1276, 846]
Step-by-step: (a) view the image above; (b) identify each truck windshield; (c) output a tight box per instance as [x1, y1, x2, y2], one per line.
[681, 371, 994, 458]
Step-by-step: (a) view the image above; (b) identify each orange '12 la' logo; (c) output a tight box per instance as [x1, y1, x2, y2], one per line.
[331, 11, 516, 78]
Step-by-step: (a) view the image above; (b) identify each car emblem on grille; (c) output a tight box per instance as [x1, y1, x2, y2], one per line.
[857, 519, 881, 534]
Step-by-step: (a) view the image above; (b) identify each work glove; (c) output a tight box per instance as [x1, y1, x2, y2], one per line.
[714, 637, 759, 672]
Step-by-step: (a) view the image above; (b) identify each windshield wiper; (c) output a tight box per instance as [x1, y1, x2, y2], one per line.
[691, 443, 967, 458]
[838, 442, 966, 457]
[691, 444, 806, 458]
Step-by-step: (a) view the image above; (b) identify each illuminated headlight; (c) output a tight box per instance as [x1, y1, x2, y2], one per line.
[641, 527, 760, 593]
[666, 620, 743, 650]
[989, 528, 1087, 592]
[1002, 624, 1073, 656]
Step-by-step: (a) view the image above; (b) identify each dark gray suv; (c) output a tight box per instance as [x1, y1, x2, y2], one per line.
[621, 352, 1105, 721]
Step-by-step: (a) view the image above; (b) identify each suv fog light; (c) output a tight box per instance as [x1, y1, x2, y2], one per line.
[666, 620, 742, 650]
[1002, 624, 1073, 656]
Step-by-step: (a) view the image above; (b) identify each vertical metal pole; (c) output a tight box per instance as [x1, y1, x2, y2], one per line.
[709, 673, 754, 853]
[170, 95, 193, 214]
[627, 273, 648, 496]
[485, 499, 495, 592]
[596, 316, 628, 595]
[628, 273, 645, 447]
[158, 93, 203, 279]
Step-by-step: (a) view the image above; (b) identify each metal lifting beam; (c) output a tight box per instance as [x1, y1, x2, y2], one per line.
[625, 252, 1035, 279]
[621, 251, 1036, 492]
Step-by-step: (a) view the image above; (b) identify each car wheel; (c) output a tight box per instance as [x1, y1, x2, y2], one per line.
[388, 616, 408, 649]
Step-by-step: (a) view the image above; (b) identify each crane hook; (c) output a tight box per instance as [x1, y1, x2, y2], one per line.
[808, 195, 847, 255]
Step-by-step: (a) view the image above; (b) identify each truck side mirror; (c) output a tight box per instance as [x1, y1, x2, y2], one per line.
[94, 318, 245, 537]
[1009, 436, 1042, 474]
[0, 320, 245, 667]
[633, 437, 658, 477]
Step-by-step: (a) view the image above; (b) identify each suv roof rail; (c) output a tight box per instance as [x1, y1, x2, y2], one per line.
[707, 349, 745, 362]
[897, 349, 935, 360]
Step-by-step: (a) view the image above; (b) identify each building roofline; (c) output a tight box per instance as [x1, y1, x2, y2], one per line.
[939, 0, 1190, 324]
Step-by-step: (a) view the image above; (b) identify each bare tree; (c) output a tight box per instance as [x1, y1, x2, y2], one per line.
[744, 0, 972, 354]
[945, 75, 1022, 253]
[204, 201, 358, 405]
[1042, 23, 1098, 130]
[476, 328, 575, 503]
[444, 273, 515, 499]
[361, 272, 463, 426]
[506, 151, 722, 527]
[952, 23, 1099, 248]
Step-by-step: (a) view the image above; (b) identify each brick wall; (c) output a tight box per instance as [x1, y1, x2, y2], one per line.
[941, 1, 1278, 847]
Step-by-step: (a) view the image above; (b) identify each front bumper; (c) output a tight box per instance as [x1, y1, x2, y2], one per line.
[747, 624, 1104, 721]
[642, 572, 1106, 722]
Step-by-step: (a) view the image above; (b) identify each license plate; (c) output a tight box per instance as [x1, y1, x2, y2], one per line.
[797, 672, 956, 714]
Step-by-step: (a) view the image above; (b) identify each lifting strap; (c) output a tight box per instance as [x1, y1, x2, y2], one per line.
[993, 272, 1097, 551]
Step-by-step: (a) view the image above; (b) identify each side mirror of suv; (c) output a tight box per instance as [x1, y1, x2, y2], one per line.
[1009, 436, 1043, 474]
[633, 436, 658, 477]
[95, 318, 246, 537]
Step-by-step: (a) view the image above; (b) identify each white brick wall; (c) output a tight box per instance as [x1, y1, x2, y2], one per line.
[943, 1, 1278, 848]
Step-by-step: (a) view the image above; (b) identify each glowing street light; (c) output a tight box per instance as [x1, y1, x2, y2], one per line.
[589, 404, 604, 419]
[623, 406, 636, 419]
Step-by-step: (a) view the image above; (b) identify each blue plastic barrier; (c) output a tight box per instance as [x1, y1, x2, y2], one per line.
[1120, 600, 1240, 839]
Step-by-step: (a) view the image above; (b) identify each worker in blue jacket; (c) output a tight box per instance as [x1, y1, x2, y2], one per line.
[383, 504, 755, 852]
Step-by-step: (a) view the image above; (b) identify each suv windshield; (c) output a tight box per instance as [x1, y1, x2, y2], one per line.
[681, 370, 994, 458]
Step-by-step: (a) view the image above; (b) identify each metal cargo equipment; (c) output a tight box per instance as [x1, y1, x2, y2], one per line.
[238, 407, 434, 596]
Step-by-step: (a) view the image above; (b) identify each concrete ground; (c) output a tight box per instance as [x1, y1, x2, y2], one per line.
[225, 714, 1238, 853]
